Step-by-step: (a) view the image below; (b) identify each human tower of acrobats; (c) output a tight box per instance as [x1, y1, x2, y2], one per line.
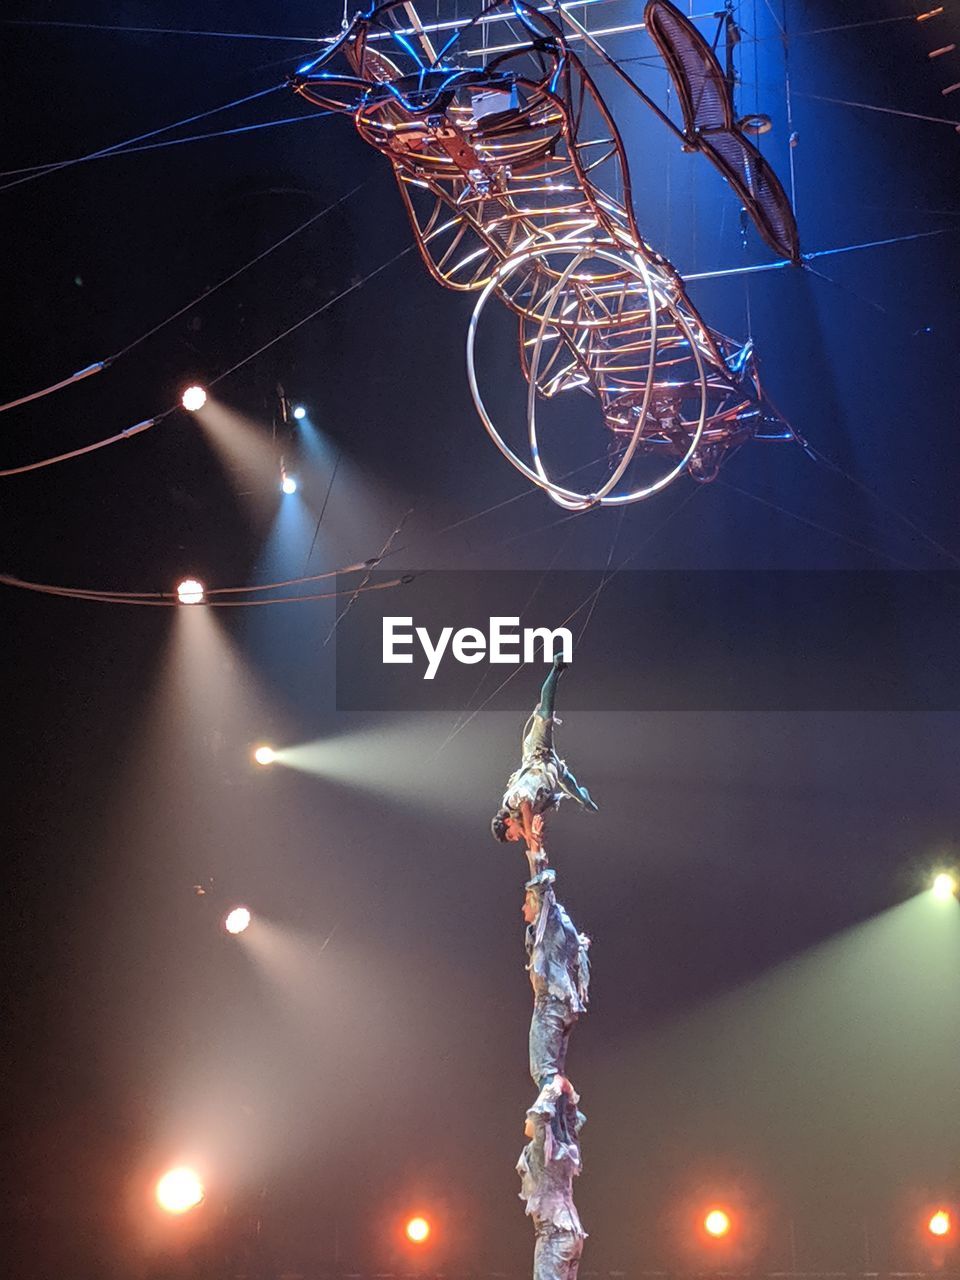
[492, 659, 598, 1280]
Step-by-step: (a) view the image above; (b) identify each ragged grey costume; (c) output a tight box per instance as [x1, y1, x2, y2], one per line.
[517, 1077, 587, 1280]
[501, 661, 598, 820]
[500, 664, 596, 1280]
[504, 706, 566, 813]
[525, 869, 590, 1087]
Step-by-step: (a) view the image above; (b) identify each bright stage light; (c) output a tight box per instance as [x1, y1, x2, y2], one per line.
[181, 385, 207, 412]
[932, 872, 957, 900]
[176, 578, 205, 605]
[405, 1216, 430, 1243]
[704, 1209, 731, 1238]
[156, 1167, 204, 1214]
[281, 473, 298, 495]
[224, 906, 251, 935]
[253, 745, 276, 766]
[929, 1210, 952, 1238]
[292, 405, 307, 420]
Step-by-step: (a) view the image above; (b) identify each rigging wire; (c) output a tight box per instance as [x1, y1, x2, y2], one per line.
[0, 572, 412, 608]
[781, 0, 798, 218]
[793, 438, 960, 570]
[0, 418, 159, 477]
[111, 176, 359, 362]
[209, 244, 417, 390]
[0, 166, 354, 417]
[323, 508, 415, 645]
[715, 478, 937, 571]
[0, 0, 617, 49]
[0, 111, 328, 178]
[684, 226, 956, 281]
[433, 485, 704, 754]
[0, 237, 413, 477]
[802, 263, 891, 317]
[1, 18, 326, 43]
[0, 364, 105, 416]
[795, 90, 959, 128]
[575, 503, 626, 647]
[0, 557, 374, 601]
[300, 448, 344, 587]
[0, 83, 283, 193]
[0, 170, 358, 417]
[437, 525, 577, 752]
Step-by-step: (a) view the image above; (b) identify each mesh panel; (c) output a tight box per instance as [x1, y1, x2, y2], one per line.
[655, 6, 728, 131]
[705, 132, 798, 257]
[645, 0, 800, 262]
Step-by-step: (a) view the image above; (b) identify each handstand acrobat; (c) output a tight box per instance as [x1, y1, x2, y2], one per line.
[491, 658, 598, 875]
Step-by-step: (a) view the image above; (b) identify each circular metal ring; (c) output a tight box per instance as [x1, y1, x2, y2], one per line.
[466, 241, 710, 508]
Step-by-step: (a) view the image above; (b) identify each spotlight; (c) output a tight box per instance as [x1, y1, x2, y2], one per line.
[405, 1216, 430, 1244]
[156, 1167, 204, 1214]
[704, 1209, 731, 1238]
[929, 1210, 952, 1238]
[224, 906, 251, 935]
[176, 578, 205, 605]
[932, 872, 957, 900]
[181, 385, 207, 412]
[292, 405, 307, 421]
[281, 473, 298, 495]
[253, 745, 276, 766]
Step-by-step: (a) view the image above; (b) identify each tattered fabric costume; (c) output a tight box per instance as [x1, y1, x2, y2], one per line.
[525, 869, 591, 1086]
[518, 1077, 587, 1280]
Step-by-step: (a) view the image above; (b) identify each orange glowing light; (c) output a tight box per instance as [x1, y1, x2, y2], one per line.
[929, 1210, 952, 1238]
[156, 1167, 204, 1214]
[704, 1208, 731, 1238]
[405, 1216, 430, 1243]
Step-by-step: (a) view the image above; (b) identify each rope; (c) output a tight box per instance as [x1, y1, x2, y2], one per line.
[0, 572, 412, 608]
[0, 364, 104, 415]
[0, 419, 158, 477]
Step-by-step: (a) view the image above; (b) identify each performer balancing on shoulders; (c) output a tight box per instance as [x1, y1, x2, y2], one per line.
[491, 657, 598, 867]
[522, 869, 590, 1089]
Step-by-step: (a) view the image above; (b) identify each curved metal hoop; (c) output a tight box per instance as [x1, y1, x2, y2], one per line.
[295, 0, 791, 505]
[467, 243, 709, 509]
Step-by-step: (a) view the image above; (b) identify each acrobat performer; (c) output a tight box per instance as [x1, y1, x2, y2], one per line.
[523, 869, 590, 1090]
[491, 658, 597, 872]
[517, 1074, 587, 1280]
